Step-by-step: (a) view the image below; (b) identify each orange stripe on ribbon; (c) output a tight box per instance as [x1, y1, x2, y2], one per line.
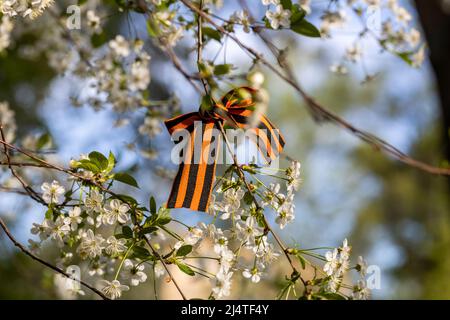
[164, 87, 285, 212]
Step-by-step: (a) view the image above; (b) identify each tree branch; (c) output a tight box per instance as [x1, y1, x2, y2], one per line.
[180, 0, 450, 176]
[0, 218, 109, 300]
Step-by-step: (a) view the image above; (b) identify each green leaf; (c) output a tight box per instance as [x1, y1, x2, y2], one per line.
[45, 208, 53, 220]
[133, 246, 151, 259]
[202, 27, 222, 42]
[36, 133, 52, 150]
[296, 254, 306, 270]
[91, 32, 107, 48]
[200, 94, 214, 114]
[106, 151, 116, 173]
[396, 51, 414, 66]
[290, 9, 306, 24]
[113, 172, 139, 188]
[157, 216, 172, 226]
[213, 64, 233, 76]
[146, 18, 159, 37]
[114, 194, 138, 206]
[150, 196, 157, 215]
[140, 226, 158, 235]
[291, 19, 321, 38]
[122, 226, 133, 238]
[157, 210, 172, 225]
[243, 191, 253, 205]
[176, 262, 195, 276]
[78, 159, 101, 173]
[89, 151, 109, 171]
[176, 245, 193, 257]
[280, 0, 292, 9]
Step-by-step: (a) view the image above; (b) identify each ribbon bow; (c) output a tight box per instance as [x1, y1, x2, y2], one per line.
[164, 87, 285, 212]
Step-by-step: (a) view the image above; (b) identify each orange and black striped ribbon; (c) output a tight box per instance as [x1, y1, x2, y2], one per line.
[164, 87, 285, 212]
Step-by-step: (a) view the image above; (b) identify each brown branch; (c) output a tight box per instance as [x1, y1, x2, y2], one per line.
[0, 218, 109, 300]
[143, 236, 187, 300]
[0, 186, 29, 195]
[0, 161, 54, 168]
[0, 125, 46, 205]
[0, 138, 188, 300]
[180, 0, 450, 177]
[196, 0, 209, 95]
[164, 45, 203, 94]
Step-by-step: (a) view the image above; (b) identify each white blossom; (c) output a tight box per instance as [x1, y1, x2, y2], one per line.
[266, 5, 291, 30]
[352, 279, 370, 300]
[236, 216, 264, 245]
[86, 10, 101, 33]
[100, 279, 129, 300]
[324, 248, 339, 276]
[104, 199, 130, 225]
[105, 236, 127, 256]
[212, 268, 233, 299]
[242, 266, 263, 283]
[77, 229, 105, 259]
[138, 117, 162, 138]
[41, 180, 65, 204]
[84, 189, 104, 214]
[68, 207, 82, 231]
[109, 35, 130, 57]
[121, 259, 148, 286]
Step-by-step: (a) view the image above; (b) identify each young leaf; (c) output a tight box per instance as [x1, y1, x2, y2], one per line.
[106, 151, 116, 173]
[176, 262, 195, 276]
[291, 19, 321, 38]
[202, 27, 222, 42]
[45, 208, 53, 220]
[89, 151, 109, 171]
[113, 172, 140, 188]
[36, 133, 52, 150]
[280, 0, 292, 9]
[139, 226, 158, 235]
[214, 64, 233, 76]
[78, 159, 101, 173]
[150, 196, 157, 215]
[133, 246, 152, 259]
[91, 32, 107, 48]
[147, 19, 159, 37]
[122, 226, 133, 238]
[176, 245, 193, 257]
[296, 254, 306, 270]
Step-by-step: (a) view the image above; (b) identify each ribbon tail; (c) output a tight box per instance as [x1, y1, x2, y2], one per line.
[166, 120, 221, 212]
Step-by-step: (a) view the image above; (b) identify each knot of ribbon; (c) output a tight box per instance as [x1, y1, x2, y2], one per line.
[164, 87, 285, 212]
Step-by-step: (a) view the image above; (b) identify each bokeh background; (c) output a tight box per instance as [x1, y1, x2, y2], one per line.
[0, 0, 449, 299]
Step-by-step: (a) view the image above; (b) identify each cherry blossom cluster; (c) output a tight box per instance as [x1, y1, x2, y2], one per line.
[22, 152, 370, 300]
[324, 0, 425, 75]
[0, 0, 54, 19]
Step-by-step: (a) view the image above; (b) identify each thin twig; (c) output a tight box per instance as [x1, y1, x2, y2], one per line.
[0, 126, 46, 205]
[0, 137, 188, 300]
[180, 0, 450, 177]
[196, 0, 209, 95]
[164, 45, 203, 94]
[0, 218, 109, 300]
